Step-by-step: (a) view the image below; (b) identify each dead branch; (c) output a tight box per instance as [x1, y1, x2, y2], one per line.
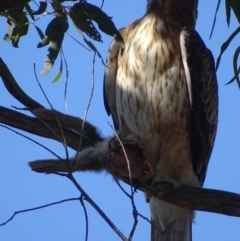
[0, 57, 103, 150]
[0, 58, 44, 110]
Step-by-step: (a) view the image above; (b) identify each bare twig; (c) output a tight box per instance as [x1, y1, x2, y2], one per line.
[73, 53, 96, 169]
[33, 63, 69, 160]
[67, 173, 128, 241]
[79, 195, 89, 241]
[66, 32, 92, 51]
[108, 123, 138, 240]
[61, 49, 69, 110]
[100, 0, 105, 9]
[0, 198, 79, 226]
[79, 53, 96, 149]
[0, 124, 62, 160]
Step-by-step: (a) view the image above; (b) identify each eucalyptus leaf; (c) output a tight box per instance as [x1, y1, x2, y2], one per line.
[51, 68, 62, 83]
[25, 3, 35, 21]
[4, 4, 29, 47]
[34, 25, 45, 40]
[209, 0, 221, 39]
[229, 0, 240, 23]
[69, 5, 102, 42]
[226, 65, 240, 85]
[52, 52, 63, 84]
[232, 46, 240, 88]
[225, 0, 231, 26]
[42, 16, 68, 74]
[32, 1, 48, 15]
[80, 2, 124, 46]
[41, 55, 53, 75]
[37, 36, 49, 48]
[7, 3, 25, 23]
[3, 34, 11, 43]
[70, 2, 124, 47]
[216, 26, 240, 70]
[82, 36, 106, 66]
[7, 13, 29, 47]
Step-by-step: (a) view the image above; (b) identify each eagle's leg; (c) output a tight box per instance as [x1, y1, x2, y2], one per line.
[150, 172, 181, 191]
[138, 172, 180, 202]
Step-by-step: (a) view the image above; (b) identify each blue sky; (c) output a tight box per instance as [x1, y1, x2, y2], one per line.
[0, 1, 240, 241]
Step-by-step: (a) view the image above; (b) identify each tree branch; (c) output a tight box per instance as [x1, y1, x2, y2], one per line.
[0, 57, 103, 150]
[124, 178, 240, 217]
[0, 106, 83, 150]
[0, 58, 44, 110]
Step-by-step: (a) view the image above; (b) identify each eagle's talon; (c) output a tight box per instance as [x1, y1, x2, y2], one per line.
[150, 174, 181, 197]
[140, 172, 180, 197]
[109, 137, 120, 149]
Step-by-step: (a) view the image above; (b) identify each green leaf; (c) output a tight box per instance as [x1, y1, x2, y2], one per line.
[7, 3, 25, 23]
[25, 3, 35, 21]
[45, 16, 69, 38]
[226, 65, 240, 85]
[16, 14, 29, 36]
[232, 46, 240, 88]
[225, 0, 240, 24]
[51, 56, 63, 83]
[229, 0, 240, 23]
[209, 0, 221, 39]
[3, 4, 29, 47]
[216, 26, 240, 70]
[37, 36, 49, 48]
[7, 13, 29, 47]
[80, 2, 119, 35]
[32, 1, 47, 15]
[45, 17, 58, 38]
[3, 34, 11, 43]
[70, 2, 124, 47]
[69, 4, 102, 42]
[82, 37, 105, 64]
[225, 0, 231, 26]
[34, 25, 45, 40]
[41, 15, 69, 74]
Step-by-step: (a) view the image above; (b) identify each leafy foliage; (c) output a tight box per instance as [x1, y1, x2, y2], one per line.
[3, 3, 29, 47]
[0, 0, 123, 76]
[214, 0, 240, 87]
[1, 0, 240, 88]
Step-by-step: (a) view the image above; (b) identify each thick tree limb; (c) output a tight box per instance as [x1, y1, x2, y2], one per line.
[1, 58, 240, 218]
[0, 57, 103, 150]
[0, 106, 84, 150]
[0, 58, 44, 110]
[129, 180, 240, 217]
[29, 141, 240, 218]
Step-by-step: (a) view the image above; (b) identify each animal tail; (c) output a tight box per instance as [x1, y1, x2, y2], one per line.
[150, 198, 193, 241]
[29, 139, 111, 173]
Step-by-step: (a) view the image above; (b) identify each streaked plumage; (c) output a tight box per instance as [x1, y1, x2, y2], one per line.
[104, 0, 218, 240]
